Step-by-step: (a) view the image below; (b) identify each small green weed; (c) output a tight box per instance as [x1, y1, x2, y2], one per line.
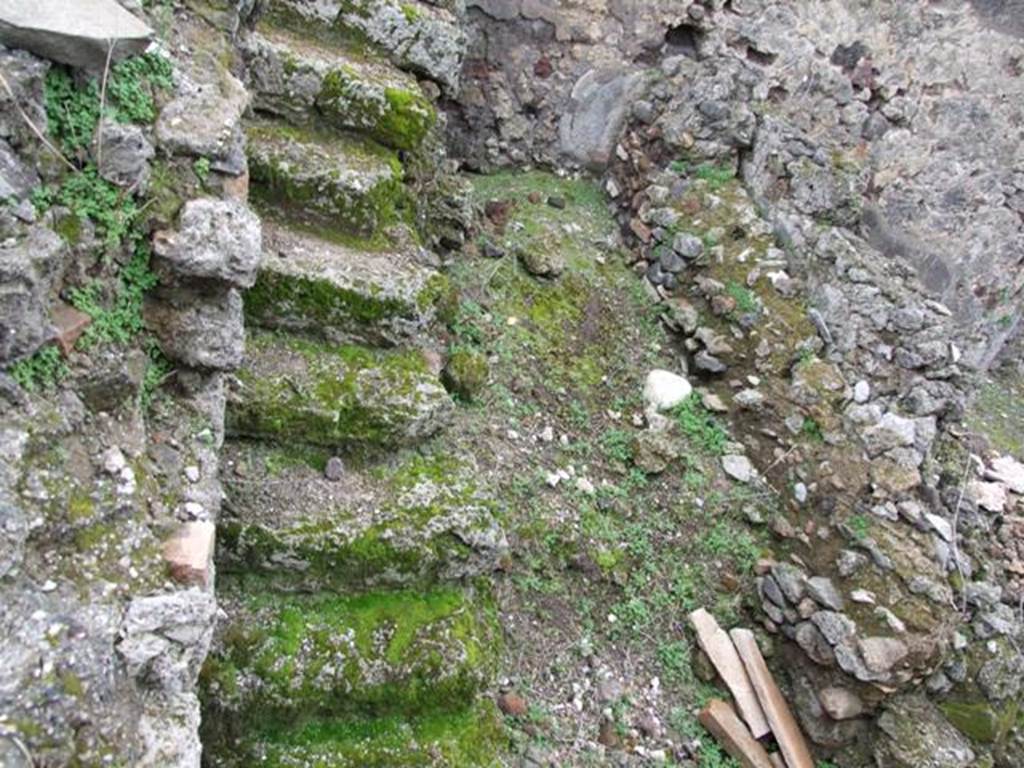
[656, 641, 692, 684]
[8, 345, 68, 391]
[44, 54, 173, 154]
[801, 417, 824, 442]
[672, 395, 729, 455]
[726, 280, 758, 314]
[600, 428, 633, 464]
[140, 343, 172, 410]
[44, 69, 101, 153]
[36, 167, 139, 247]
[70, 243, 158, 347]
[693, 163, 735, 189]
[107, 53, 174, 124]
[847, 513, 871, 540]
[193, 156, 211, 185]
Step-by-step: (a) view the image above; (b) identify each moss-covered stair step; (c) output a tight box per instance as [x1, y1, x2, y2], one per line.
[245, 220, 447, 347]
[200, 583, 502, 762]
[242, 25, 436, 151]
[203, 702, 504, 768]
[226, 330, 453, 450]
[218, 441, 508, 588]
[262, 0, 464, 93]
[247, 118, 408, 239]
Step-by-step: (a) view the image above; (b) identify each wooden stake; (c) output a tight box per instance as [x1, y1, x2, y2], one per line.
[688, 609, 771, 738]
[698, 699, 775, 768]
[730, 628, 814, 768]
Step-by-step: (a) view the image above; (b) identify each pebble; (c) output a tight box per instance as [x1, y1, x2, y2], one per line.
[793, 482, 808, 504]
[184, 465, 200, 483]
[576, 477, 596, 495]
[721, 454, 755, 483]
[324, 456, 345, 482]
[497, 691, 528, 717]
[853, 380, 870, 403]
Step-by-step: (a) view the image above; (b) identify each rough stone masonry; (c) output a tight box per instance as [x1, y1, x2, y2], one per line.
[0, 0, 1021, 766]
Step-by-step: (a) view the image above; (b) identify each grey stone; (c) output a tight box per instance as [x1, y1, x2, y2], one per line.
[0, 0, 152, 71]
[760, 575, 789, 608]
[794, 621, 835, 665]
[836, 549, 867, 577]
[818, 686, 863, 720]
[0, 139, 38, 200]
[672, 232, 704, 259]
[340, 0, 466, 93]
[772, 563, 807, 603]
[559, 68, 647, 169]
[924, 513, 953, 543]
[694, 350, 727, 373]
[875, 695, 975, 768]
[155, 68, 249, 163]
[95, 118, 154, 191]
[863, 412, 917, 456]
[153, 199, 261, 288]
[518, 245, 565, 278]
[859, 636, 908, 674]
[721, 454, 754, 483]
[810, 610, 855, 646]
[0, 225, 68, 363]
[118, 590, 216, 691]
[144, 287, 245, 371]
[806, 576, 845, 611]
[324, 456, 345, 482]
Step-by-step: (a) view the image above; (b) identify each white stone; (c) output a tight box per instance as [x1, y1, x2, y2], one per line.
[721, 454, 755, 483]
[969, 480, 1007, 513]
[102, 446, 126, 474]
[643, 369, 692, 412]
[576, 477, 596, 495]
[853, 380, 870, 403]
[925, 513, 953, 542]
[987, 455, 1024, 494]
[794, 482, 808, 504]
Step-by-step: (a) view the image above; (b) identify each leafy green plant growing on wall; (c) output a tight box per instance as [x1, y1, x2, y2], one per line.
[12, 53, 176, 405]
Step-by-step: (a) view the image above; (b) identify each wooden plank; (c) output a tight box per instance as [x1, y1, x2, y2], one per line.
[730, 628, 815, 768]
[688, 609, 771, 738]
[769, 753, 787, 768]
[698, 699, 775, 768]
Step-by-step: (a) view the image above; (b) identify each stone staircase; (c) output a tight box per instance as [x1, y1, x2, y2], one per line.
[199, 3, 507, 764]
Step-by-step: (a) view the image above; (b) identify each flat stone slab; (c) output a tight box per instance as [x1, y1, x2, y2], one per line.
[226, 331, 454, 450]
[245, 221, 444, 347]
[0, 0, 152, 71]
[218, 441, 507, 589]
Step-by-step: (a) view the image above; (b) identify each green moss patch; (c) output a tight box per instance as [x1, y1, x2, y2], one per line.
[201, 582, 500, 726]
[218, 445, 503, 589]
[243, 223, 446, 346]
[209, 701, 504, 767]
[226, 331, 452, 450]
[318, 69, 436, 151]
[246, 119, 410, 238]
